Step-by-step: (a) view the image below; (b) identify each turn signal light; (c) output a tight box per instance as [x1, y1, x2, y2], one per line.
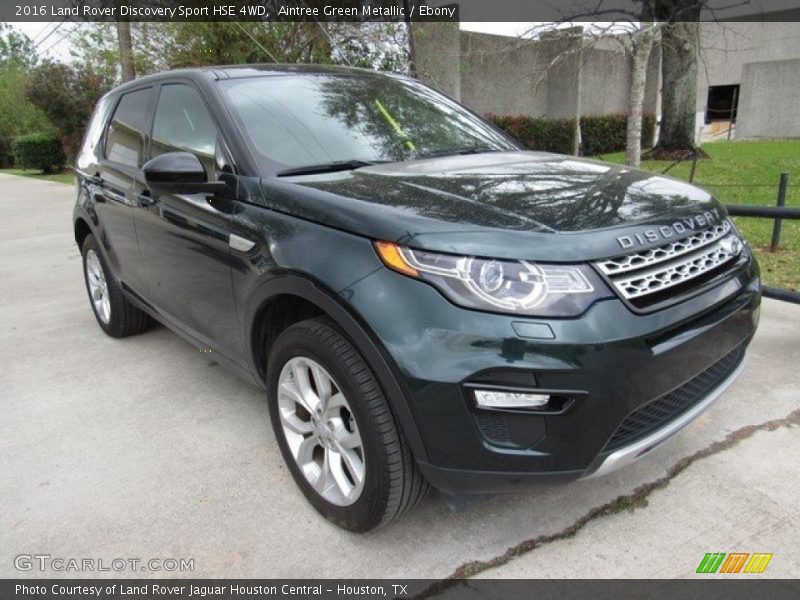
[374, 241, 418, 277]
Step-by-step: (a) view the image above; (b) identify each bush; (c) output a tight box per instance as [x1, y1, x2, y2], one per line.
[0, 135, 14, 168]
[487, 114, 575, 155]
[487, 113, 656, 157]
[0, 67, 54, 156]
[12, 133, 65, 173]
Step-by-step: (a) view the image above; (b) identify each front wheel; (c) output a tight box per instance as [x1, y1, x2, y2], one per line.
[267, 317, 428, 531]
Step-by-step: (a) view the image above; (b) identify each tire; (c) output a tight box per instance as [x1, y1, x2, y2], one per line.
[267, 317, 429, 532]
[81, 234, 150, 338]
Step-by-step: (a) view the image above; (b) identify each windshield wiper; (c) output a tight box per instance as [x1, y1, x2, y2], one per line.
[276, 159, 377, 177]
[414, 147, 504, 160]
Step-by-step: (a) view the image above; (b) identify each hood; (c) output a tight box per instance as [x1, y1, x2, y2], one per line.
[258, 151, 725, 261]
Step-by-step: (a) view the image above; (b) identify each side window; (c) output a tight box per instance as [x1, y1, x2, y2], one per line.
[104, 88, 153, 167]
[151, 84, 219, 179]
[80, 95, 112, 159]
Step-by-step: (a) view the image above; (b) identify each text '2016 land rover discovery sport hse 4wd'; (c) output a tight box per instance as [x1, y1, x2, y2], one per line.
[74, 65, 760, 532]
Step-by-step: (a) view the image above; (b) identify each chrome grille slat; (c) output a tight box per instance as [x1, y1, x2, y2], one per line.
[594, 221, 742, 305]
[595, 221, 731, 276]
[612, 237, 737, 300]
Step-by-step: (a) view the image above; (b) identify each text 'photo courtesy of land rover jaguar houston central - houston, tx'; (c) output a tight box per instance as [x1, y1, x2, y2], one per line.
[73, 65, 760, 532]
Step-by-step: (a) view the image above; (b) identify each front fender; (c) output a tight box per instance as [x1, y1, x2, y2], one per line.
[242, 273, 429, 463]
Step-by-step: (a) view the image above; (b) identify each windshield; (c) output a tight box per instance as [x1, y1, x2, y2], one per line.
[218, 72, 520, 175]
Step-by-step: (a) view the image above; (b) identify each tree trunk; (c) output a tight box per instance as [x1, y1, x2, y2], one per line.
[573, 45, 583, 156]
[403, 0, 417, 76]
[626, 25, 655, 167]
[657, 20, 699, 150]
[116, 21, 136, 82]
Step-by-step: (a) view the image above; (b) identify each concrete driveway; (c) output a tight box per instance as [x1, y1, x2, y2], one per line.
[1, 173, 798, 579]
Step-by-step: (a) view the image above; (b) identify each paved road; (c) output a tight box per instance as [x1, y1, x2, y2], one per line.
[1, 173, 798, 579]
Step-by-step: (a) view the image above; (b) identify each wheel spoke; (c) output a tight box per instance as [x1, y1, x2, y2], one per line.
[338, 446, 365, 488]
[310, 363, 333, 406]
[323, 392, 346, 420]
[327, 451, 350, 496]
[291, 360, 321, 413]
[279, 410, 314, 436]
[333, 424, 362, 449]
[312, 449, 333, 495]
[296, 433, 320, 465]
[279, 379, 307, 410]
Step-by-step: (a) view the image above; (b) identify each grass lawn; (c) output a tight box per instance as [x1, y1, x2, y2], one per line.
[0, 168, 75, 185]
[598, 140, 800, 291]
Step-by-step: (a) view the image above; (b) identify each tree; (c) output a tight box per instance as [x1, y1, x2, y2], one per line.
[655, 0, 703, 152]
[0, 23, 38, 69]
[116, 21, 136, 81]
[625, 26, 656, 167]
[69, 22, 163, 81]
[68, 22, 409, 82]
[625, 1, 659, 167]
[25, 62, 114, 160]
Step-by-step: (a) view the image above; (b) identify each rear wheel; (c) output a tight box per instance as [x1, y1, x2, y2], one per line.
[267, 317, 428, 531]
[81, 234, 150, 338]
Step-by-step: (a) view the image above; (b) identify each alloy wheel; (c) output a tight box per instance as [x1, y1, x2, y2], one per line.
[85, 249, 111, 324]
[277, 356, 366, 506]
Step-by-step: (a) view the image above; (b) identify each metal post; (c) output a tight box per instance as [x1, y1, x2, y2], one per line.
[770, 173, 790, 252]
[689, 151, 698, 183]
[727, 86, 738, 141]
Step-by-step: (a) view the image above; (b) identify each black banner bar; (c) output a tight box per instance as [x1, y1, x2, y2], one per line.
[3, 0, 800, 23]
[3, 579, 800, 600]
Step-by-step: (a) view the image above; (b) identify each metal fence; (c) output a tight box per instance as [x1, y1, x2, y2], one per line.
[724, 172, 799, 304]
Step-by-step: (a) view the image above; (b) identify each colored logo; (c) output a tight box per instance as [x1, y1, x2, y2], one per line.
[696, 552, 773, 574]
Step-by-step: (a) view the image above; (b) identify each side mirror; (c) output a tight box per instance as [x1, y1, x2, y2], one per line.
[143, 151, 225, 194]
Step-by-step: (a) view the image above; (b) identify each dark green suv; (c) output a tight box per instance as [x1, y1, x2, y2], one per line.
[73, 65, 760, 531]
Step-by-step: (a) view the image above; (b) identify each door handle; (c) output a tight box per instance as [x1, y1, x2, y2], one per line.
[101, 188, 127, 204]
[229, 233, 256, 252]
[137, 190, 156, 207]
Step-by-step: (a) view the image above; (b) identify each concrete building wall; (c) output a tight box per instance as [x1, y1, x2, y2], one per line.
[421, 30, 659, 122]
[697, 22, 800, 139]
[416, 22, 799, 140]
[698, 21, 800, 112]
[737, 58, 800, 139]
[457, 31, 550, 117]
[414, 22, 461, 100]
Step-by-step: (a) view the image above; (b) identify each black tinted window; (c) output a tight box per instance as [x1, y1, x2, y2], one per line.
[151, 85, 218, 177]
[104, 88, 153, 167]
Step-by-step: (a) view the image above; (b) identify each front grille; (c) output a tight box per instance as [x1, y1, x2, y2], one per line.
[595, 221, 741, 308]
[603, 344, 745, 453]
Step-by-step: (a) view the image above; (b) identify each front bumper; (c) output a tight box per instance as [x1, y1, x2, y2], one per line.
[343, 257, 760, 494]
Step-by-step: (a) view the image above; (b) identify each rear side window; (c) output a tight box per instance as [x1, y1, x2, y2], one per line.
[104, 87, 153, 167]
[80, 95, 113, 158]
[151, 84, 218, 177]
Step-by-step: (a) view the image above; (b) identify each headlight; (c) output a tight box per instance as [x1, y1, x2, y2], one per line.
[374, 241, 612, 317]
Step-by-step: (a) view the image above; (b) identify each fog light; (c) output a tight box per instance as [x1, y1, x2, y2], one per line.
[474, 390, 550, 410]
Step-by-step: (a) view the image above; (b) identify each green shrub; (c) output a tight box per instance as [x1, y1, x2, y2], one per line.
[12, 133, 65, 173]
[487, 114, 575, 155]
[0, 135, 14, 168]
[487, 113, 656, 156]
